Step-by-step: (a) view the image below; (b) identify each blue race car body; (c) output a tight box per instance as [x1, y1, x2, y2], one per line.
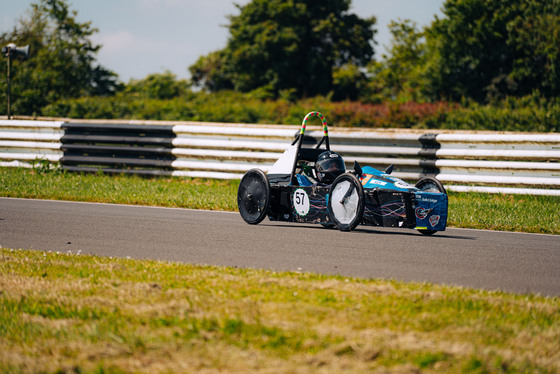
[359, 166, 448, 232]
[238, 112, 448, 235]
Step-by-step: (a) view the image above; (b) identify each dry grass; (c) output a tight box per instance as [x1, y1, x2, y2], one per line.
[1, 248, 559, 373]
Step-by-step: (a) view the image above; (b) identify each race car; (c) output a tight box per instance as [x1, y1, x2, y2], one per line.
[237, 111, 448, 235]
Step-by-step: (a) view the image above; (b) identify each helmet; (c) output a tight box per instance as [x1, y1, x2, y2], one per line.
[315, 151, 345, 184]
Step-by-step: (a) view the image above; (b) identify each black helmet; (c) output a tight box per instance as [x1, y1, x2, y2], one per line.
[316, 151, 345, 183]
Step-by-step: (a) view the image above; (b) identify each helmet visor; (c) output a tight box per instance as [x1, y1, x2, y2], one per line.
[317, 157, 345, 174]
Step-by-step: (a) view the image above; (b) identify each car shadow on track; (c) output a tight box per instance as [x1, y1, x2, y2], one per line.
[354, 228, 475, 241]
[260, 222, 475, 241]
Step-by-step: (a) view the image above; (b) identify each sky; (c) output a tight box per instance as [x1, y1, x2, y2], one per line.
[1, 0, 444, 83]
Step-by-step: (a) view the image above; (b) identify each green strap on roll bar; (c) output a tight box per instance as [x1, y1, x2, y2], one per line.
[300, 111, 329, 137]
[292, 111, 330, 149]
[290, 112, 331, 185]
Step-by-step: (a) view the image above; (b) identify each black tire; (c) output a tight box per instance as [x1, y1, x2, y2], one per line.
[415, 177, 446, 235]
[328, 173, 365, 232]
[237, 169, 270, 224]
[415, 177, 447, 194]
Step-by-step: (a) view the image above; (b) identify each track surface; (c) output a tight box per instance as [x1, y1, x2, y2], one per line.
[1, 197, 559, 296]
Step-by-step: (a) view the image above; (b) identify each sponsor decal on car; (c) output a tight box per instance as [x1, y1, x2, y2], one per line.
[429, 215, 441, 227]
[416, 195, 439, 204]
[364, 178, 388, 187]
[395, 181, 413, 189]
[415, 206, 432, 220]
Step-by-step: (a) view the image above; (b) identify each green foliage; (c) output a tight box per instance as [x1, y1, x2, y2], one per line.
[29, 158, 62, 174]
[365, 20, 429, 104]
[327, 100, 456, 128]
[43, 89, 559, 132]
[3, 0, 560, 123]
[189, 50, 233, 92]
[187, 0, 560, 104]
[189, 0, 376, 98]
[5, 0, 560, 132]
[331, 63, 368, 101]
[424, 0, 560, 103]
[0, 0, 119, 116]
[439, 97, 560, 133]
[124, 71, 190, 100]
[5, 0, 560, 129]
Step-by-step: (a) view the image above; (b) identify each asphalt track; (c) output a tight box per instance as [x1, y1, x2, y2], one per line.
[1, 197, 559, 297]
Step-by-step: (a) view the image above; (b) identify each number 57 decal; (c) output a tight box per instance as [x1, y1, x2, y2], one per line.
[293, 188, 310, 216]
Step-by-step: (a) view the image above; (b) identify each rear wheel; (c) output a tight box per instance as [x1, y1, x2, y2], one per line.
[237, 169, 270, 224]
[415, 177, 446, 235]
[328, 173, 365, 231]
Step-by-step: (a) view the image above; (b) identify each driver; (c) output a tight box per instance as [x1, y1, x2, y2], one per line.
[315, 151, 345, 184]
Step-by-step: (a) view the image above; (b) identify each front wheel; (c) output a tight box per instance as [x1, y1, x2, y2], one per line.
[328, 173, 365, 231]
[415, 177, 447, 194]
[237, 169, 270, 224]
[415, 177, 446, 236]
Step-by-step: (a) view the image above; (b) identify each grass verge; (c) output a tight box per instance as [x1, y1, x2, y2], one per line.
[448, 191, 560, 235]
[1, 247, 559, 373]
[0, 167, 238, 211]
[1, 167, 559, 234]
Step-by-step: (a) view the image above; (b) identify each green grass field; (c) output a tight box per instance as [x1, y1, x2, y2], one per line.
[1, 248, 559, 373]
[2, 167, 559, 372]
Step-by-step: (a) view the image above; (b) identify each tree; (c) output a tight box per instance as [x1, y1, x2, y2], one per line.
[189, 0, 376, 98]
[125, 71, 190, 100]
[424, 0, 560, 102]
[0, 0, 119, 116]
[332, 63, 368, 101]
[189, 51, 233, 92]
[365, 19, 428, 103]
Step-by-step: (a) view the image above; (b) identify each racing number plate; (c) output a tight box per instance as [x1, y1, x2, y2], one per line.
[293, 188, 310, 216]
[290, 186, 329, 224]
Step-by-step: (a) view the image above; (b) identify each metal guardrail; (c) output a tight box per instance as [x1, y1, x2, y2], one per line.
[0, 120, 64, 167]
[1, 119, 559, 195]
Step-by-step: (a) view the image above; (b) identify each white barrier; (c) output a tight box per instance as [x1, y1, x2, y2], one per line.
[0, 120, 64, 168]
[1, 119, 559, 195]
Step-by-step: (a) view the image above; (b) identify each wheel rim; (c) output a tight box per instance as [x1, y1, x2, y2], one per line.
[237, 169, 270, 224]
[418, 180, 440, 193]
[330, 180, 359, 225]
[328, 173, 364, 231]
[415, 177, 446, 194]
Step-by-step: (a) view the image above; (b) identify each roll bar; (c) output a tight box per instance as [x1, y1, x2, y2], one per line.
[291, 111, 330, 149]
[290, 111, 330, 185]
